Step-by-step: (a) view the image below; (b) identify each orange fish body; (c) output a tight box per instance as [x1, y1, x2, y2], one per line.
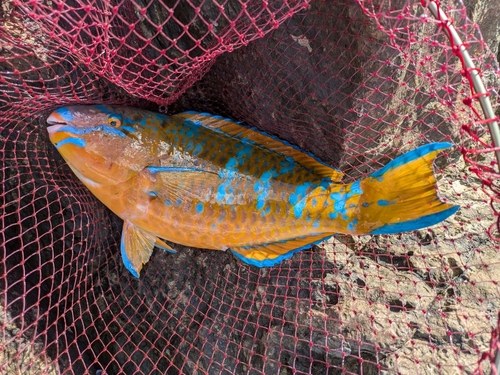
[47, 105, 458, 277]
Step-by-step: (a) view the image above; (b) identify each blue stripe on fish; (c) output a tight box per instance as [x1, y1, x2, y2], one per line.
[121, 125, 136, 133]
[370, 205, 459, 235]
[147, 166, 210, 174]
[377, 199, 395, 206]
[299, 182, 311, 194]
[95, 105, 114, 114]
[347, 218, 359, 231]
[347, 181, 362, 197]
[55, 107, 74, 122]
[278, 158, 296, 174]
[256, 197, 266, 210]
[120, 231, 139, 278]
[183, 118, 204, 128]
[330, 192, 342, 201]
[334, 199, 345, 212]
[261, 170, 275, 181]
[98, 126, 127, 138]
[225, 157, 238, 170]
[294, 199, 306, 219]
[55, 137, 86, 148]
[289, 182, 311, 206]
[253, 169, 276, 210]
[225, 190, 235, 204]
[193, 143, 203, 156]
[216, 184, 226, 203]
[236, 144, 253, 161]
[181, 121, 203, 140]
[155, 244, 177, 254]
[57, 124, 126, 138]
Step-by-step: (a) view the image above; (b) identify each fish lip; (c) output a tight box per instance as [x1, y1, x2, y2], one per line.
[46, 119, 67, 125]
[47, 111, 69, 126]
[46, 124, 67, 134]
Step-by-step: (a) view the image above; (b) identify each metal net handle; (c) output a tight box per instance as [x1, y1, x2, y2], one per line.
[423, 0, 500, 169]
[422, 1, 500, 372]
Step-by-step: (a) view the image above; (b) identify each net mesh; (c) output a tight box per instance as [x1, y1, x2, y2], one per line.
[1, 0, 500, 373]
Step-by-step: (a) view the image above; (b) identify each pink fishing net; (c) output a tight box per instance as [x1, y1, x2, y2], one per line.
[1, 0, 500, 373]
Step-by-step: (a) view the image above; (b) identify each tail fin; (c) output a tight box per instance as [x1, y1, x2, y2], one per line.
[356, 143, 459, 235]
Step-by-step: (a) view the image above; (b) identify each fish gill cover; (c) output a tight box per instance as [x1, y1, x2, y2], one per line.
[1, 0, 500, 374]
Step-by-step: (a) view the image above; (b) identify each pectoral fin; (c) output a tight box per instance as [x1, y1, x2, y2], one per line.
[121, 220, 158, 278]
[136, 166, 221, 206]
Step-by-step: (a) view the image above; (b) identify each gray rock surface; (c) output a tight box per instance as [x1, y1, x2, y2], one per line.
[466, 0, 500, 60]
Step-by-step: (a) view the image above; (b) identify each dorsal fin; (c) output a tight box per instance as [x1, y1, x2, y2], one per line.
[173, 111, 343, 182]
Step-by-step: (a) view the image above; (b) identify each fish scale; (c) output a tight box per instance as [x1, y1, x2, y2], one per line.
[47, 105, 459, 277]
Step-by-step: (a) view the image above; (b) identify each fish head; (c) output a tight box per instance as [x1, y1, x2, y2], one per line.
[47, 105, 163, 186]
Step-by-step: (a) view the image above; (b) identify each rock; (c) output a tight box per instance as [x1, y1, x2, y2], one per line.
[382, 340, 489, 374]
[336, 259, 435, 350]
[0, 302, 60, 375]
[465, 0, 500, 59]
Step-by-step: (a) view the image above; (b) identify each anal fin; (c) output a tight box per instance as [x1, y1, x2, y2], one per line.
[230, 233, 333, 267]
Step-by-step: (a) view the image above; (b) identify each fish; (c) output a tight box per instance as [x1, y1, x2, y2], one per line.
[46, 105, 459, 277]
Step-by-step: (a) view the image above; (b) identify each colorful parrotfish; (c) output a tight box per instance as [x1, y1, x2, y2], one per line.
[46, 105, 459, 277]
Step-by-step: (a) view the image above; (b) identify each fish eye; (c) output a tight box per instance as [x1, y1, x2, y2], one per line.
[108, 116, 121, 127]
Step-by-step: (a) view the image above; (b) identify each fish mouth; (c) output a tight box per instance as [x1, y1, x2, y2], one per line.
[47, 112, 71, 136]
[47, 109, 87, 149]
[46, 124, 67, 135]
[46, 118, 86, 148]
[47, 111, 68, 126]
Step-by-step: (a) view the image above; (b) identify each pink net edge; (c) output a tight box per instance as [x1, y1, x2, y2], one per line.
[0, 0, 500, 374]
